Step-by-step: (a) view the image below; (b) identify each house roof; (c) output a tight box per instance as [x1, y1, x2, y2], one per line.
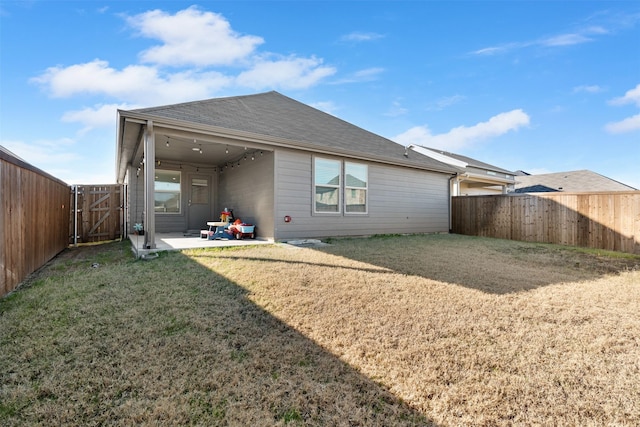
[117, 91, 459, 181]
[413, 146, 515, 176]
[513, 170, 637, 193]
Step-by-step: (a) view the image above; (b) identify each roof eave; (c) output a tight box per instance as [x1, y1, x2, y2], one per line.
[117, 110, 459, 175]
[459, 172, 515, 185]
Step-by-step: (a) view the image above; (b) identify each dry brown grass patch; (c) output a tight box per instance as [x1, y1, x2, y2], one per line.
[2, 234, 639, 426]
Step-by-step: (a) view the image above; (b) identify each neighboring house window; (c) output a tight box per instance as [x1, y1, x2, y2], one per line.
[314, 158, 368, 214]
[345, 162, 368, 213]
[155, 170, 181, 213]
[314, 158, 341, 213]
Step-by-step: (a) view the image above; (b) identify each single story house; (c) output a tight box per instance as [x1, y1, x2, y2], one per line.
[409, 145, 516, 195]
[116, 91, 461, 249]
[513, 170, 637, 193]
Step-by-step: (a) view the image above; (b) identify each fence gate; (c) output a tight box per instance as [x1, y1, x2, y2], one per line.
[70, 185, 124, 244]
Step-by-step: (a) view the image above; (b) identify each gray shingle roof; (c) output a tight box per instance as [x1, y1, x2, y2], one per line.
[132, 91, 459, 173]
[514, 170, 637, 192]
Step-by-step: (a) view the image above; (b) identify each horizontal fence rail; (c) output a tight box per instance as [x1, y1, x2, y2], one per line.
[452, 192, 640, 255]
[1, 149, 70, 297]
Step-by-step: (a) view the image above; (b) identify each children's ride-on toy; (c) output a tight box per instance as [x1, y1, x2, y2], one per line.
[228, 220, 256, 240]
[228, 223, 256, 240]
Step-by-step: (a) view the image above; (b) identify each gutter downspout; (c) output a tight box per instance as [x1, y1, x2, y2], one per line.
[448, 174, 456, 233]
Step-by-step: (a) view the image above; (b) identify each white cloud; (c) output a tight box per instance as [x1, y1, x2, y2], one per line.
[353, 67, 384, 80]
[608, 83, 640, 107]
[32, 59, 232, 104]
[331, 67, 384, 84]
[541, 33, 592, 47]
[310, 101, 339, 116]
[127, 6, 264, 67]
[235, 56, 335, 90]
[573, 85, 604, 94]
[472, 24, 610, 56]
[472, 46, 512, 56]
[62, 103, 138, 133]
[429, 95, 466, 111]
[32, 60, 156, 98]
[32, 7, 336, 105]
[1, 139, 81, 170]
[1, 138, 117, 184]
[393, 109, 530, 150]
[340, 32, 384, 42]
[605, 84, 640, 134]
[604, 113, 640, 134]
[384, 100, 408, 117]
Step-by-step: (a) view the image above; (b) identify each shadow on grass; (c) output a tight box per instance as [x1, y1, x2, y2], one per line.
[313, 234, 640, 294]
[0, 242, 433, 426]
[204, 234, 640, 295]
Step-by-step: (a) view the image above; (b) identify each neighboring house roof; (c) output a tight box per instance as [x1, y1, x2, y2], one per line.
[408, 145, 515, 190]
[513, 184, 559, 193]
[119, 91, 459, 180]
[412, 146, 515, 176]
[513, 170, 637, 193]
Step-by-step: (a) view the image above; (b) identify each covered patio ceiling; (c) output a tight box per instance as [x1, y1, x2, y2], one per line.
[117, 113, 273, 183]
[154, 135, 267, 170]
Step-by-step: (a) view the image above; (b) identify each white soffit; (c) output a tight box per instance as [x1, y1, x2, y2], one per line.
[408, 145, 468, 169]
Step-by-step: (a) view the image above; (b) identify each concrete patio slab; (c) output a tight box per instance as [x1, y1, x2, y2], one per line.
[129, 232, 273, 257]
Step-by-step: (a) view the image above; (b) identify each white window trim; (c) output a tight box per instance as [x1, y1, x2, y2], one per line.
[312, 157, 369, 216]
[155, 169, 182, 215]
[313, 157, 342, 214]
[344, 161, 368, 215]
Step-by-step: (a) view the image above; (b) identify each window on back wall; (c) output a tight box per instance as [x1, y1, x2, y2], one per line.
[155, 170, 181, 213]
[314, 158, 341, 213]
[345, 162, 367, 213]
[313, 157, 368, 215]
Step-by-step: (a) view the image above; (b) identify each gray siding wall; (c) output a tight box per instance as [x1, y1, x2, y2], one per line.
[127, 164, 217, 233]
[218, 151, 275, 239]
[274, 149, 450, 240]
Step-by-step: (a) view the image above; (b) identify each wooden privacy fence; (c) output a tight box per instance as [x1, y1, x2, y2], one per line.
[70, 185, 124, 244]
[452, 192, 640, 254]
[1, 148, 70, 297]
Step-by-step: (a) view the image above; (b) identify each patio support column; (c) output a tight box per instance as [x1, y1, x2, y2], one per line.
[143, 120, 156, 249]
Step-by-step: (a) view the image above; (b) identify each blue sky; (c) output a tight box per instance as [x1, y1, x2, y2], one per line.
[1, 1, 639, 188]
